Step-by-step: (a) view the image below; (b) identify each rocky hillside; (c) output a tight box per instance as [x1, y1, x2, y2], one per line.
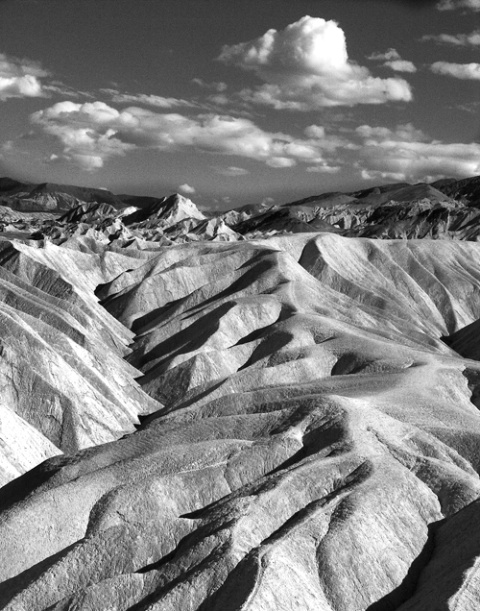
[2, 177, 480, 609]
[0, 177, 169, 213]
[3, 175, 480, 243]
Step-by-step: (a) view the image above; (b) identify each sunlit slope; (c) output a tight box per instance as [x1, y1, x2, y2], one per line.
[0, 238, 160, 485]
[2, 234, 480, 609]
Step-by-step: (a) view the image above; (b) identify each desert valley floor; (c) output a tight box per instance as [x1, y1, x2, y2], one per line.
[0, 176, 480, 609]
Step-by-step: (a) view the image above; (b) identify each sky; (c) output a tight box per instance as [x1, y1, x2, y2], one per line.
[0, 0, 479, 209]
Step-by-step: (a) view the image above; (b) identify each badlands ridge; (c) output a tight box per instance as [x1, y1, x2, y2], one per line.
[0, 176, 480, 609]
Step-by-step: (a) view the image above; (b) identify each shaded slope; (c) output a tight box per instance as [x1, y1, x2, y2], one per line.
[444, 318, 480, 361]
[434, 175, 480, 205]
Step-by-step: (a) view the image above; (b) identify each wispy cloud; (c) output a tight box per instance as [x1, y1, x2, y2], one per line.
[367, 48, 417, 73]
[305, 163, 341, 174]
[457, 100, 480, 113]
[436, 0, 480, 10]
[100, 88, 198, 109]
[44, 81, 95, 99]
[421, 30, 480, 46]
[192, 78, 227, 92]
[214, 166, 250, 176]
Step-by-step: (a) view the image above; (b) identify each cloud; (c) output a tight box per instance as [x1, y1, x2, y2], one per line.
[383, 60, 417, 73]
[267, 157, 296, 168]
[178, 183, 195, 194]
[0, 53, 47, 79]
[356, 123, 480, 182]
[436, 0, 480, 10]
[304, 125, 326, 139]
[30, 100, 342, 171]
[430, 62, 480, 79]
[421, 30, 480, 46]
[0, 53, 48, 100]
[458, 100, 480, 113]
[192, 78, 227, 92]
[305, 163, 341, 173]
[0, 74, 43, 100]
[261, 196, 275, 206]
[356, 123, 428, 142]
[30, 101, 136, 170]
[44, 82, 94, 99]
[368, 49, 403, 62]
[214, 165, 250, 176]
[368, 48, 417, 73]
[218, 16, 413, 109]
[100, 88, 197, 109]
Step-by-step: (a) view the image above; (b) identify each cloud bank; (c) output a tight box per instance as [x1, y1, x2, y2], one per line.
[356, 123, 480, 182]
[30, 100, 343, 171]
[29, 101, 479, 183]
[218, 16, 413, 109]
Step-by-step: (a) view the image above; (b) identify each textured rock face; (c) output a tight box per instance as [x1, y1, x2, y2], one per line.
[0, 238, 160, 486]
[2, 227, 480, 610]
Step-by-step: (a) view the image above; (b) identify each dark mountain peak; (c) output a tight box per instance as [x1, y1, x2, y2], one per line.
[26, 182, 123, 207]
[431, 175, 480, 204]
[349, 182, 410, 199]
[283, 191, 356, 209]
[0, 177, 33, 195]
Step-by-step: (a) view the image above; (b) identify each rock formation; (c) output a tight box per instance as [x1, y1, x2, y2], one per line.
[1, 176, 480, 609]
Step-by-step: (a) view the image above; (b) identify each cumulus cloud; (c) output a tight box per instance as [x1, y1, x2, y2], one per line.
[0, 53, 48, 100]
[368, 48, 417, 73]
[218, 16, 413, 109]
[101, 88, 197, 109]
[437, 0, 480, 10]
[30, 100, 342, 171]
[356, 123, 480, 182]
[356, 123, 428, 143]
[421, 30, 480, 46]
[304, 125, 326, 139]
[178, 183, 195, 194]
[431, 61, 480, 79]
[30, 101, 136, 170]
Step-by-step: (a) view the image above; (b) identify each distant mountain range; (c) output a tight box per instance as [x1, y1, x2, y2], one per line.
[2, 174, 480, 215]
[2, 174, 480, 243]
[0, 177, 166, 212]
